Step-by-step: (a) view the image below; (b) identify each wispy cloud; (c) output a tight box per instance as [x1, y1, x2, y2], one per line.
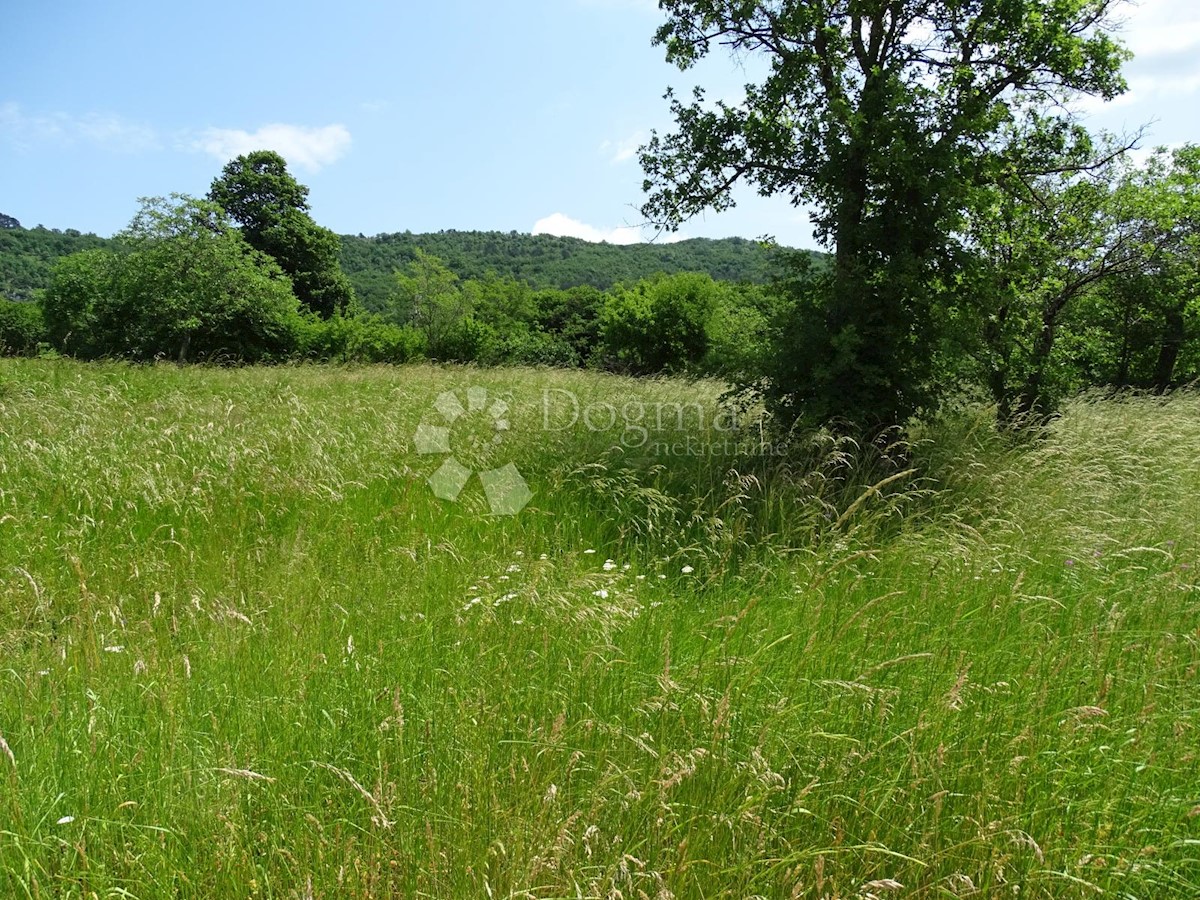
[1111, 0, 1200, 100]
[599, 131, 647, 165]
[1116, 0, 1200, 58]
[533, 212, 685, 245]
[0, 102, 159, 152]
[191, 123, 352, 172]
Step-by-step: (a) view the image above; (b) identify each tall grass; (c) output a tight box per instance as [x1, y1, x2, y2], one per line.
[0, 360, 1196, 898]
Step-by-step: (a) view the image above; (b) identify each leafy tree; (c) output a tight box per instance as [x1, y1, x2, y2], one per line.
[390, 250, 472, 358]
[965, 136, 1148, 420]
[532, 285, 606, 365]
[40, 248, 122, 356]
[640, 0, 1130, 429]
[0, 298, 45, 355]
[966, 141, 1200, 419]
[1127, 145, 1200, 391]
[209, 151, 354, 318]
[43, 195, 301, 362]
[601, 272, 724, 374]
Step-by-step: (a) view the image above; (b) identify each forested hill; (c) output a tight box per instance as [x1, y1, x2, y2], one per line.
[1, 220, 807, 306]
[0, 225, 109, 302]
[337, 230, 797, 309]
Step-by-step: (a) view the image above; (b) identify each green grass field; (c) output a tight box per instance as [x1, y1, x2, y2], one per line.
[1, 359, 1197, 898]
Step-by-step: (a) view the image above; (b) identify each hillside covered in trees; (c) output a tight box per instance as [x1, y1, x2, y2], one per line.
[0, 222, 109, 302]
[338, 230, 790, 309]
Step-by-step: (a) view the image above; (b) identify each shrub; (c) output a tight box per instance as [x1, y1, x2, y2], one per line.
[296, 313, 426, 364]
[600, 272, 722, 375]
[0, 298, 46, 356]
[41, 197, 301, 363]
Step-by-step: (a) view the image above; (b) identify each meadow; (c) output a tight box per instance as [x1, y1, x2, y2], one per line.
[0, 359, 1197, 898]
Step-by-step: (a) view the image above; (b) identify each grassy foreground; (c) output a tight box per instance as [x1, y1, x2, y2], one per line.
[0, 359, 1197, 899]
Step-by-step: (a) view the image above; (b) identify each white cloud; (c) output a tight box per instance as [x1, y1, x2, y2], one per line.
[193, 123, 351, 172]
[533, 212, 686, 245]
[599, 131, 647, 165]
[534, 212, 644, 244]
[0, 102, 159, 152]
[1070, 0, 1200, 114]
[1116, 0, 1200, 58]
[1110, 0, 1200, 99]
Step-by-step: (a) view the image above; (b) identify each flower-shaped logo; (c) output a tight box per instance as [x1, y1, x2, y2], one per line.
[413, 387, 532, 516]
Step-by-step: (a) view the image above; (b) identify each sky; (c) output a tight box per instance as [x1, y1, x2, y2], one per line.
[2, 0, 1198, 250]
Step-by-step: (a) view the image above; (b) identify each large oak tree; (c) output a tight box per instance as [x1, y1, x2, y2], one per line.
[640, 0, 1130, 428]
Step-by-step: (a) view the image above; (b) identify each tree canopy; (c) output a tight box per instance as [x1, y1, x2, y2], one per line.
[641, 0, 1131, 428]
[42, 195, 300, 362]
[208, 151, 354, 318]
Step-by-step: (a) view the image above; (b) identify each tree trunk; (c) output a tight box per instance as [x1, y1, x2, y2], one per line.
[1015, 307, 1060, 420]
[1152, 305, 1185, 393]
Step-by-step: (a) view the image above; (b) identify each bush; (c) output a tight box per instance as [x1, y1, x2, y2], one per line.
[296, 313, 426, 364]
[40, 248, 119, 357]
[600, 273, 721, 375]
[42, 197, 302, 363]
[0, 298, 46, 355]
[702, 296, 770, 380]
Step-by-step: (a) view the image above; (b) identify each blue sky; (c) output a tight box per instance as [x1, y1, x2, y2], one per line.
[3, 0, 1198, 249]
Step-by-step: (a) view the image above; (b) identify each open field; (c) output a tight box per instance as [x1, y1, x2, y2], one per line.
[0, 359, 1197, 898]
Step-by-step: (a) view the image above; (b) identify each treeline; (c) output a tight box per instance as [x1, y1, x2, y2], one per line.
[0, 234, 776, 376]
[0, 223, 109, 302]
[0, 152, 778, 376]
[339, 230, 789, 309]
[0, 217, 791, 310]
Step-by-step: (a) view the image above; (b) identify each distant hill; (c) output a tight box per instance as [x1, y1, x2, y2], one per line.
[1, 222, 815, 307]
[338, 231, 803, 310]
[0, 225, 110, 302]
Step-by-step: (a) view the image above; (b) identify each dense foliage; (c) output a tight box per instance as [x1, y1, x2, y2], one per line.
[339, 230, 790, 309]
[208, 151, 355, 318]
[1, 222, 791, 312]
[642, 0, 1133, 429]
[0, 225, 108, 302]
[0, 297, 44, 355]
[41, 197, 301, 362]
